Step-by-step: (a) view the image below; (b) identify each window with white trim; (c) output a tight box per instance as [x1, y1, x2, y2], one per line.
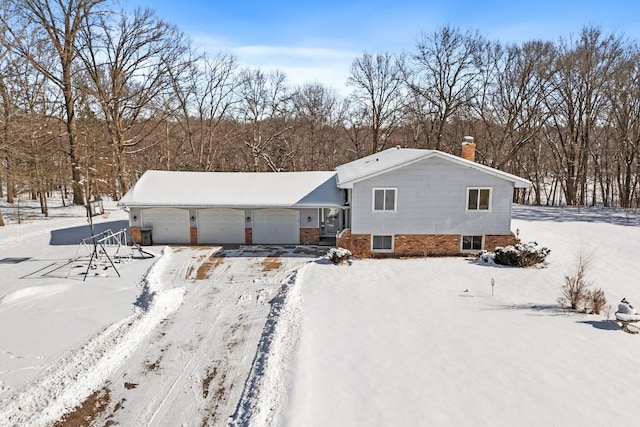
[462, 235, 483, 251]
[467, 188, 491, 211]
[372, 235, 393, 251]
[373, 188, 396, 211]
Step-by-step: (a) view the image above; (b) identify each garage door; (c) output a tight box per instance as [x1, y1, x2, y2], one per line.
[198, 208, 245, 244]
[253, 209, 300, 244]
[141, 208, 190, 244]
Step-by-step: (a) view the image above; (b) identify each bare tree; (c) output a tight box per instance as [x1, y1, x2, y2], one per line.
[2, 0, 108, 205]
[234, 68, 293, 172]
[545, 27, 624, 205]
[472, 40, 555, 204]
[347, 52, 404, 154]
[78, 7, 191, 197]
[339, 99, 370, 160]
[606, 48, 640, 208]
[474, 41, 554, 167]
[291, 82, 342, 170]
[407, 25, 483, 151]
[167, 52, 239, 172]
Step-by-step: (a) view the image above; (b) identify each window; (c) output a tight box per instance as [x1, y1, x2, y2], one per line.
[373, 188, 396, 211]
[467, 188, 491, 211]
[372, 235, 393, 251]
[462, 235, 483, 251]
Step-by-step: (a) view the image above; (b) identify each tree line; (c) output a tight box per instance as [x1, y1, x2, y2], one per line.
[2, 0, 640, 226]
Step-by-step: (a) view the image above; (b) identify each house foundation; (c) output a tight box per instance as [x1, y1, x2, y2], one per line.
[337, 230, 520, 258]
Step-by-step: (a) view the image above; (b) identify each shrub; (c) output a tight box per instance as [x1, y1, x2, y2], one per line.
[328, 247, 352, 265]
[493, 242, 550, 267]
[585, 288, 607, 314]
[558, 248, 593, 310]
[477, 250, 495, 264]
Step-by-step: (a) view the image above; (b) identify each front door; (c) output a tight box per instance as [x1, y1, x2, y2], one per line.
[321, 208, 341, 237]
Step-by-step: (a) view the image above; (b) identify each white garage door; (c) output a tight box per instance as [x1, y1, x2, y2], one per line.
[253, 209, 300, 244]
[198, 208, 245, 244]
[141, 208, 190, 244]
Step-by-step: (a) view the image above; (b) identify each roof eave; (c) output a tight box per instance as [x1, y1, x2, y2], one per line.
[117, 202, 346, 209]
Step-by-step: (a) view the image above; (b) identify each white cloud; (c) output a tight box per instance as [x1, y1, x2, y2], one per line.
[192, 35, 358, 95]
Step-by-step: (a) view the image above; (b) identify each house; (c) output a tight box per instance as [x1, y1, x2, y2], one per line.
[119, 137, 531, 257]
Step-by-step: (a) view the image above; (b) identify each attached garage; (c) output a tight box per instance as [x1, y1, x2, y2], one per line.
[197, 208, 245, 244]
[253, 209, 300, 244]
[141, 208, 190, 244]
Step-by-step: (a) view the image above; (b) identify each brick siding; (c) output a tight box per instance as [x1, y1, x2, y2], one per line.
[338, 230, 519, 258]
[394, 234, 461, 257]
[300, 228, 320, 244]
[336, 230, 371, 258]
[190, 227, 198, 245]
[484, 232, 520, 252]
[245, 228, 252, 245]
[129, 226, 141, 244]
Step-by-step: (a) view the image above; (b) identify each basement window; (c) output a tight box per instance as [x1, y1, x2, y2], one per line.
[462, 235, 483, 251]
[372, 235, 393, 252]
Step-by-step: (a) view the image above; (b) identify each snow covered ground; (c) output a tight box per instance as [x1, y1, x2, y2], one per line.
[284, 205, 640, 426]
[0, 198, 321, 426]
[1, 198, 640, 426]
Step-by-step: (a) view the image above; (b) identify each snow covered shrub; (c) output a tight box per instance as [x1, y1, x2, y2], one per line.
[558, 248, 593, 310]
[477, 250, 495, 264]
[585, 288, 607, 315]
[493, 242, 550, 267]
[328, 247, 352, 265]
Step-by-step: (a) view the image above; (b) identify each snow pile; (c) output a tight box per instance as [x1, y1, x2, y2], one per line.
[0, 247, 185, 427]
[229, 265, 308, 426]
[0, 284, 73, 306]
[617, 298, 637, 315]
[327, 247, 352, 264]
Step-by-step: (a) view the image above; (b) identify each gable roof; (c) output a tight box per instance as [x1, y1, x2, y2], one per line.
[335, 147, 531, 189]
[118, 170, 344, 208]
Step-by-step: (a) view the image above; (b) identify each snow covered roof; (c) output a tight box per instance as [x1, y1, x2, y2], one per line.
[118, 170, 345, 208]
[335, 147, 532, 189]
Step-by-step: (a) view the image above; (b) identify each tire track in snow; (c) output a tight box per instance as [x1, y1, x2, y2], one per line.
[98, 248, 318, 426]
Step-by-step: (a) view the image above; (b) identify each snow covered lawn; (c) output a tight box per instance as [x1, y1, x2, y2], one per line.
[284, 206, 640, 426]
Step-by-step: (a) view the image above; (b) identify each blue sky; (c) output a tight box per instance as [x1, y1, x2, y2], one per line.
[127, 0, 640, 93]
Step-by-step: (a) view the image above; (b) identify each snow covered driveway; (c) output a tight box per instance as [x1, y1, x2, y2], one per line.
[0, 201, 322, 427]
[85, 245, 322, 426]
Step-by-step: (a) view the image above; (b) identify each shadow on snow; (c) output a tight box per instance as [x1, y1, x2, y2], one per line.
[49, 220, 129, 245]
[513, 205, 640, 226]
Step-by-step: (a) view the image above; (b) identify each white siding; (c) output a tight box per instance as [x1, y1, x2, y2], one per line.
[350, 157, 514, 235]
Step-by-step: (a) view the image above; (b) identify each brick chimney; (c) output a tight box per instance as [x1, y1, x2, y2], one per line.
[461, 136, 476, 162]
